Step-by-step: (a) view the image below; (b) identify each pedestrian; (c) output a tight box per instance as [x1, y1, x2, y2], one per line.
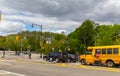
[28, 49, 32, 59]
[2, 50, 5, 58]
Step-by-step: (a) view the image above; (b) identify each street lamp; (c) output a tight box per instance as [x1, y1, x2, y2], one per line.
[32, 23, 43, 58]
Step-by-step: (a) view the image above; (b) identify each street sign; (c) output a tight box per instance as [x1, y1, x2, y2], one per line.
[46, 38, 51, 44]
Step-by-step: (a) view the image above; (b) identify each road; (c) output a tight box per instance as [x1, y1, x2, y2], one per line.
[0, 60, 120, 76]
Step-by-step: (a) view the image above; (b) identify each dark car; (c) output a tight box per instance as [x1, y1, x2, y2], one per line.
[43, 52, 78, 63]
[43, 52, 63, 62]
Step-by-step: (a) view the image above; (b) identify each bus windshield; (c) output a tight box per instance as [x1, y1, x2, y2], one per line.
[86, 50, 92, 55]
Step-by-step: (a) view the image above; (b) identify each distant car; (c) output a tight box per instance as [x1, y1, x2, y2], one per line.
[20, 51, 29, 55]
[43, 52, 78, 63]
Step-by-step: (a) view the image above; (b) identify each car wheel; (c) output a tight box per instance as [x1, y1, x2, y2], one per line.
[107, 61, 115, 67]
[81, 59, 86, 65]
[49, 58, 53, 62]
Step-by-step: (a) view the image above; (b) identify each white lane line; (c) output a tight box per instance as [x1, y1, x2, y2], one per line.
[0, 63, 12, 66]
[0, 70, 26, 76]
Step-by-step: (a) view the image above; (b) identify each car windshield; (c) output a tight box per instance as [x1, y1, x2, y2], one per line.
[49, 52, 61, 55]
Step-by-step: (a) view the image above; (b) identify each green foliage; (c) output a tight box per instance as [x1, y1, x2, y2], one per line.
[79, 19, 95, 46]
[68, 19, 95, 54]
[95, 24, 120, 45]
[68, 20, 120, 54]
[0, 31, 67, 54]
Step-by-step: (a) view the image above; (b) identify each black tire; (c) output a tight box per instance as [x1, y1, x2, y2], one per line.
[49, 58, 53, 62]
[106, 61, 115, 67]
[81, 59, 86, 65]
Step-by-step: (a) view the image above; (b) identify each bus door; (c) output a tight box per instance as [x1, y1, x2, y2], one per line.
[85, 50, 94, 63]
[101, 49, 107, 63]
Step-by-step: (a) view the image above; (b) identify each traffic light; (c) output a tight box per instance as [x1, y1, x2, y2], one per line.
[15, 35, 19, 41]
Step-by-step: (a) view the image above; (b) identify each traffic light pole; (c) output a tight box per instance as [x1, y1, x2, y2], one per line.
[32, 24, 43, 58]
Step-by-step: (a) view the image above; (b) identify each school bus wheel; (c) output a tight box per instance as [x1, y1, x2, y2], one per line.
[106, 60, 115, 67]
[81, 59, 86, 65]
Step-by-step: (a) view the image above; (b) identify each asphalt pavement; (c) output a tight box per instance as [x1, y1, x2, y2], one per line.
[0, 51, 120, 76]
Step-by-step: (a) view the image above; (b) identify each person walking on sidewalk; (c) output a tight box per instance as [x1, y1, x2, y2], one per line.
[28, 49, 32, 59]
[2, 50, 5, 58]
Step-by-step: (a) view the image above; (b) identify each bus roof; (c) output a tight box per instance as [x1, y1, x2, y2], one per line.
[88, 45, 120, 49]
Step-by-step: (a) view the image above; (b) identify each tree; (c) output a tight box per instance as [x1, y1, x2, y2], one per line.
[68, 19, 95, 54]
[79, 20, 94, 46]
[95, 24, 120, 45]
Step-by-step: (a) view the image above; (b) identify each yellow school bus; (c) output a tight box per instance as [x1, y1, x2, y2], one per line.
[80, 45, 120, 67]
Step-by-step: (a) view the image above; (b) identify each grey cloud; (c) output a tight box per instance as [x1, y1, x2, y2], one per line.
[93, 0, 120, 23]
[2, 0, 105, 21]
[1, 0, 120, 35]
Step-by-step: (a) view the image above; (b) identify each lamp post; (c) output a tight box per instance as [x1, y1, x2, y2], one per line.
[32, 23, 43, 58]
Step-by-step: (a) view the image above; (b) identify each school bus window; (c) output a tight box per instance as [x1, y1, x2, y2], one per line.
[113, 48, 119, 54]
[107, 48, 112, 54]
[102, 49, 106, 54]
[95, 49, 101, 54]
[86, 50, 92, 55]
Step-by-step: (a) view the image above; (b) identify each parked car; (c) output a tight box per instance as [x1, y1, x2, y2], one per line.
[43, 52, 62, 62]
[67, 54, 78, 62]
[43, 52, 78, 63]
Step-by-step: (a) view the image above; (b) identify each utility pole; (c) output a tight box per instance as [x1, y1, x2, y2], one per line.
[0, 11, 1, 21]
[0, 11, 5, 58]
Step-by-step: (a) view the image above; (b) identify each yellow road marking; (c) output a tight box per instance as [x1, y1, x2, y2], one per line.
[61, 63, 66, 66]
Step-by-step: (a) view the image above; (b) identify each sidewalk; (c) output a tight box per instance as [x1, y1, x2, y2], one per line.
[0, 51, 46, 63]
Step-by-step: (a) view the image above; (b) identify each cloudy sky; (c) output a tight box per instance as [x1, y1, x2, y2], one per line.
[0, 0, 120, 35]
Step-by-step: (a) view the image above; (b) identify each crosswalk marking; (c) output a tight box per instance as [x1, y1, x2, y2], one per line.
[0, 70, 26, 76]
